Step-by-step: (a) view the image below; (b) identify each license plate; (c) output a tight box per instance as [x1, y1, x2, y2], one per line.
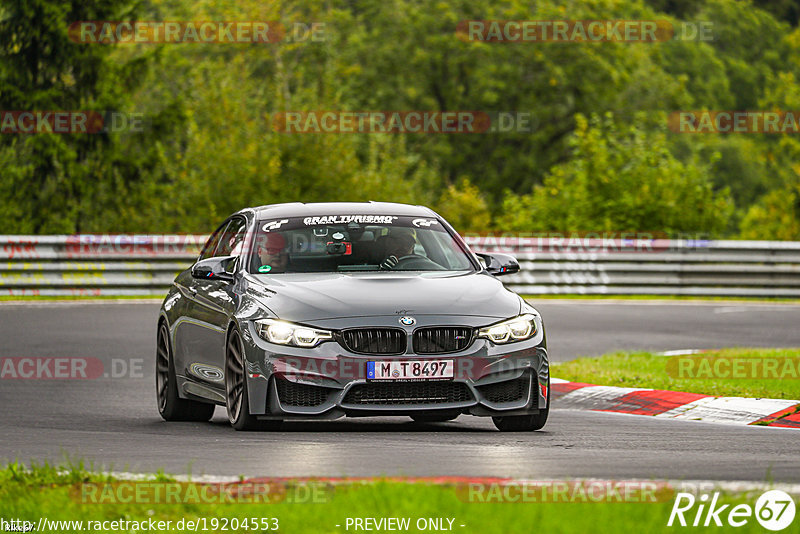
[367, 360, 454, 381]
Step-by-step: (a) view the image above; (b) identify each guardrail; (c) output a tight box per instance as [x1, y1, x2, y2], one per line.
[1, 235, 800, 297]
[0, 235, 204, 297]
[472, 237, 800, 297]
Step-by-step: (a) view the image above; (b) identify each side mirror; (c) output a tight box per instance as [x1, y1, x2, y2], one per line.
[191, 256, 236, 282]
[476, 253, 520, 276]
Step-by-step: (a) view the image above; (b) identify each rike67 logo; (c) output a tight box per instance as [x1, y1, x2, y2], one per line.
[668, 490, 796, 530]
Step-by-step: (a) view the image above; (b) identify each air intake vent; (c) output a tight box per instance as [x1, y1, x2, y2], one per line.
[343, 382, 473, 405]
[477, 377, 529, 404]
[275, 378, 333, 407]
[339, 328, 406, 355]
[413, 327, 473, 354]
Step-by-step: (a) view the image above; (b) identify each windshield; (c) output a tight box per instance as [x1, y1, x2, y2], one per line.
[248, 215, 475, 274]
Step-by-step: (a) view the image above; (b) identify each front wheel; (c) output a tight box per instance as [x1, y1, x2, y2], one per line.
[225, 329, 282, 431]
[492, 379, 549, 432]
[156, 322, 215, 422]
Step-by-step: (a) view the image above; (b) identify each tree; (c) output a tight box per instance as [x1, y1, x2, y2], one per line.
[434, 178, 491, 234]
[740, 184, 800, 240]
[0, 0, 181, 232]
[496, 113, 733, 234]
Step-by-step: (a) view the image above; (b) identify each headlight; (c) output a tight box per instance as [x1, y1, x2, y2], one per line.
[255, 319, 333, 348]
[477, 314, 538, 344]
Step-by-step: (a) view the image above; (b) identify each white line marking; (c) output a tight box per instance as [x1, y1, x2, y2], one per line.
[656, 349, 705, 356]
[655, 397, 799, 425]
[712, 306, 793, 313]
[559, 385, 650, 406]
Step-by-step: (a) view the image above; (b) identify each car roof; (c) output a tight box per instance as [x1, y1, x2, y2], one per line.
[245, 201, 438, 220]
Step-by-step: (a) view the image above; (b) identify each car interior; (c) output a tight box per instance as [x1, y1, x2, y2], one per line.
[249, 223, 471, 273]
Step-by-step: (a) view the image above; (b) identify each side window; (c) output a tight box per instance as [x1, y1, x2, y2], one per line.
[198, 221, 231, 261]
[215, 217, 247, 257]
[429, 231, 472, 270]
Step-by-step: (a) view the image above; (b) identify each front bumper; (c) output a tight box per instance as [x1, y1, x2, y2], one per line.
[239, 315, 549, 420]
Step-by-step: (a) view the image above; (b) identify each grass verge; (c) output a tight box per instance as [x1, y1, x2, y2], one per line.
[0, 463, 783, 534]
[553, 348, 800, 399]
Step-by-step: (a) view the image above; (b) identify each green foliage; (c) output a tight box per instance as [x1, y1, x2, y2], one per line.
[740, 184, 800, 240]
[434, 178, 491, 234]
[0, 462, 768, 534]
[554, 347, 800, 399]
[0, 0, 183, 233]
[497, 113, 732, 234]
[1, 0, 799, 239]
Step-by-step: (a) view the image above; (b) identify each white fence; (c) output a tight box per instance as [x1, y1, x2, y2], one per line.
[1, 235, 800, 297]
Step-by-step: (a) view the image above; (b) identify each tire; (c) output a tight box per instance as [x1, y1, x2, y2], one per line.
[225, 328, 282, 431]
[156, 322, 215, 422]
[492, 378, 549, 432]
[410, 413, 459, 423]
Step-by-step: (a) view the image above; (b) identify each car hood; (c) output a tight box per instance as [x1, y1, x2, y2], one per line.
[245, 271, 522, 322]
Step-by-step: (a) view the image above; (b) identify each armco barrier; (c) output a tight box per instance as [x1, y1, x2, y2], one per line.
[0, 235, 205, 297]
[1, 235, 800, 297]
[471, 236, 800, 297]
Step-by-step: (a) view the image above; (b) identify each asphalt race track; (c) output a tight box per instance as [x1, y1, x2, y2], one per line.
[1, 300, 799, 481]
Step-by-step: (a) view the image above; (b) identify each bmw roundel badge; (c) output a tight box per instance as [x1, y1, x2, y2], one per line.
[399, 316, 416, 326]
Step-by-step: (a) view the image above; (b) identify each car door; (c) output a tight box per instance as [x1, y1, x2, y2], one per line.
[187, 216, 248, 383]
[172, 219, 234, 387]
[172, 220, 227, 376]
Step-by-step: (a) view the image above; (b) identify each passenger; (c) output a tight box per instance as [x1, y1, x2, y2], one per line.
[256, 232, 289, 273]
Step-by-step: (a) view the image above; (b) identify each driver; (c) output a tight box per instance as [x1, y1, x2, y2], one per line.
[256, 232, 289, 273]
[379, 228, 416, 270]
